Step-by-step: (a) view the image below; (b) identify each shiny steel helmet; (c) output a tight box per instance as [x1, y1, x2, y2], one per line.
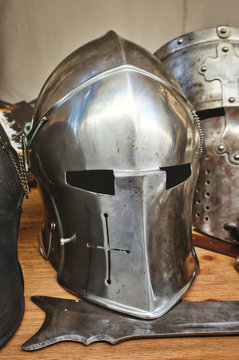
[155, 25, 239, 244]
[29, 31, 201, 319]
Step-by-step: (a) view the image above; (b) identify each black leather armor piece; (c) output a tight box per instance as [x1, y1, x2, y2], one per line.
[0, 124, 24, 347]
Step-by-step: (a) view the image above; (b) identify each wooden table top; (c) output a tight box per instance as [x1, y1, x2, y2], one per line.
[1, 187, 239, 359]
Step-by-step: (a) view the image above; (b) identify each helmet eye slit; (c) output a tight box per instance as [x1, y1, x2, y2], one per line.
[65, 170, 115, 195]
[160, 163, 191, 190]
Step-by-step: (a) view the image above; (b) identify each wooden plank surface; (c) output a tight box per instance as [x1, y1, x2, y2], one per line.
[1, 187, 239, 359]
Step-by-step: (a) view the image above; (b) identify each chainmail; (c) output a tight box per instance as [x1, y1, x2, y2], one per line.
[192, 110, 204, 155]
[0, 135, 30, 198]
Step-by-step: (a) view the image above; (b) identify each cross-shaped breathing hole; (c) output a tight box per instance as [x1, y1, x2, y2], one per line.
[87, 213, 131, 285]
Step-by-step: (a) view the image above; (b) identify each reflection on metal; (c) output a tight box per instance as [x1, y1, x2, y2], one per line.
[22, 296, 239, 351]
[60, 234, 76, 245]
[217, 25, 231, 38]
[27, 116, 48, 147]
[215, 108, 239, 165]
[20, 132, 29, 172]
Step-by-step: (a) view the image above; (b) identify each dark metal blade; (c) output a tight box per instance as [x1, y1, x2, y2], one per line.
[22, 296, 239, 351]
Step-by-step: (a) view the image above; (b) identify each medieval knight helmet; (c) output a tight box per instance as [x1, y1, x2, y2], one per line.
[155, 25, 239, 244]
[28, 31, 201, 319]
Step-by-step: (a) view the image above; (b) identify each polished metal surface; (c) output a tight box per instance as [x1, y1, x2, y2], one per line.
[22, 296, 239, 350]
[155, 25, 239, 110]
[32, 31, 182, 125]
[155, 26, 239, 246]
[29, 31, 200, 319]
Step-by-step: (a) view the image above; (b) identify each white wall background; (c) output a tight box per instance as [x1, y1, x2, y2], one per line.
[0, 0, 239, 103]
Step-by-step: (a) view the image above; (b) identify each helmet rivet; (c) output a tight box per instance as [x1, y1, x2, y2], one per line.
[222, 46, 229, 52]
[228, 97, 235, 103]
[218, 144, 224, 152]
[177, 38, 184, 45]
[201, 65, 207, 72]
[234, 154, 239, 161]
[220, 27, 227, 34]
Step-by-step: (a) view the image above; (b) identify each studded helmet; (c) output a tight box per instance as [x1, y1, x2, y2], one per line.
[155, 25, 239, 244]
